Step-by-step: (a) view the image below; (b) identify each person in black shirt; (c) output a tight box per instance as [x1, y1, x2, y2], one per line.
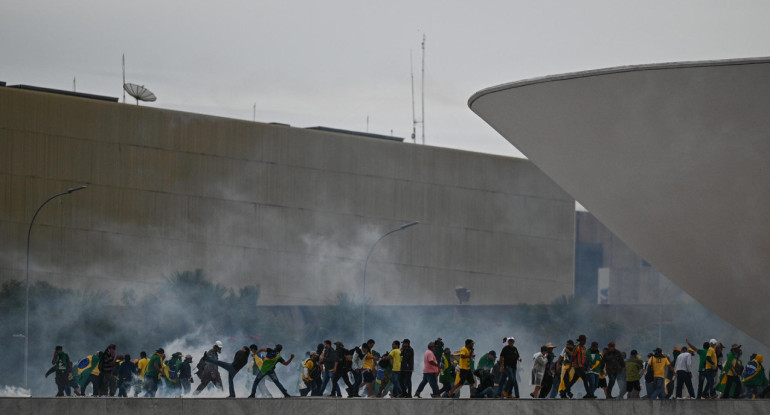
[331, 342, 355, 397]
[319, 340, 338, 396]
[496, 337, 521, 398]
[180, 354, 193, 395]
[400, 339, 415, 397]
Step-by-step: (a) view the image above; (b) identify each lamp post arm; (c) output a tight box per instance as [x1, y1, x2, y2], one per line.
[24, 185, 87, 389]
[361, 221, 419, 342]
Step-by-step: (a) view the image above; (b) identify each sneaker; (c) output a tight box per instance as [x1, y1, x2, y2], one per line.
[503, 392, 513, 398]
[414, 393, 421, 398]
[247, 394, 255, 398]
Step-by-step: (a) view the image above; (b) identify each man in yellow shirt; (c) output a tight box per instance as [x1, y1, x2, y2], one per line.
[133, 351, 150, 397]
[703, 339, 718, 398]
[449, 339, 476, 397]
[382, 340, 403, 397]
[647, 348, 675, 399]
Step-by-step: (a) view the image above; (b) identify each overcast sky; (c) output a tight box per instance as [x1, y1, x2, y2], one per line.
[3, 0, 769, 158]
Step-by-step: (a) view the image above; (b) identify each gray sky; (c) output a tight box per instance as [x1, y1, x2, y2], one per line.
[3, 0, 769, 158]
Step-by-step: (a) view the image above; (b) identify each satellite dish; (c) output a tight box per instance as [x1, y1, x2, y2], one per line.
[123, 83, 157, 105]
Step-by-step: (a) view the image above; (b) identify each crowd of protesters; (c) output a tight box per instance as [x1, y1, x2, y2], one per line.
[46, 334, 768, 399]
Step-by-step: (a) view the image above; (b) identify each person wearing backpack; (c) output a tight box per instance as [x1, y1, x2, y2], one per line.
[647, 348, 675, 399]
[194, 341, 224, 395]
[204, 345, 250, 397]
[300, 352, 320, 396]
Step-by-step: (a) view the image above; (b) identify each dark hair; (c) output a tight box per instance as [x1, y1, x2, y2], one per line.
[124, 354, 131, 361]
[392, 340, 400, 347]
[324, 340, 332, 346]
[140, 351, 147, 358]
[250, 344, 259, 351]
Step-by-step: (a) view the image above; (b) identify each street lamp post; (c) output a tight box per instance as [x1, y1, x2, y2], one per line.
[25, 185, 87, 389]
[361, 221, 419, 342]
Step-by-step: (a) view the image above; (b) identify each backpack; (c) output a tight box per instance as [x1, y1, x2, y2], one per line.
[644, 360, 654, 383]
[309, 361, 322, 379]
[168, 358, 181, 380]
[195, 352, 207, 377]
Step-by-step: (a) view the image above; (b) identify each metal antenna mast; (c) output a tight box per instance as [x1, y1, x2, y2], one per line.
[421, 34, 426, 145]
[122, 54, 126, 103]
[410, 51, 418, 144]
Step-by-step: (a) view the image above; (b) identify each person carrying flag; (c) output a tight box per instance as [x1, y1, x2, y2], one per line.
[248, 344, 295, 398]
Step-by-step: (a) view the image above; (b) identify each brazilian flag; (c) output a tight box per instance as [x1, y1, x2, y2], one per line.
[715, 351, 736, 394]
[74, 354, 100, 388]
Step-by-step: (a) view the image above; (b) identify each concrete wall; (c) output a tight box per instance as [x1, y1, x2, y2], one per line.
[2, 397, 769, 415]
[470, 57, 770, 344]
[0, 86, 574, 306]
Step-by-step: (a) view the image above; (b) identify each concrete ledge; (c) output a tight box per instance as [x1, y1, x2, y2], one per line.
[2, 397, 769, 415]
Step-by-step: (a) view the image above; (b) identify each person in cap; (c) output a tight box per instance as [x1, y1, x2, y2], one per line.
[718, 344, 744, 399]
[478, 350, 496, 374]
[414, 341, 440, 398]
[496, 337, 521, 398]
[562, 334, 590, 399]
[204, 345, 251, 397]
[299, 351, 320, 396]
[647, 347, 675, 399]
[193, 341, 224, 395]
[701, 339, 719, 398]
[248, 344, 295, 398]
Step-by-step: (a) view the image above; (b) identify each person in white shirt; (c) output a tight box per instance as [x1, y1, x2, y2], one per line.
[675, 346, 696, 398]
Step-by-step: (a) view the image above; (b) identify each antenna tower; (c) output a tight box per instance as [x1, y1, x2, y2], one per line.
[122, 54, 126, 103]
[411, 34, 427, 144]
[421, 34, 426, 145]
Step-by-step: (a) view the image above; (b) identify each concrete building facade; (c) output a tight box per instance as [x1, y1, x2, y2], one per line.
[0, 86, 575, 307]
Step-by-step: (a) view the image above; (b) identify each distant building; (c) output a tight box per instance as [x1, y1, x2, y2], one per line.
[0, 84, 575, 307]
[576, 211, 694, 305]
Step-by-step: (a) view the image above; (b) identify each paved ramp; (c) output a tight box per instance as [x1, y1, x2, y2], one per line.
[2, 397, 769, 415]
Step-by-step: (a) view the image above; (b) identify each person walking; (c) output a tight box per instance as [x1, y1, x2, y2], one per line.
[496, 337, 521, 398]
[449, 339, 475, 398]
[414, 341, 440, 398]
[624, 350, 643, 399]
[116, 354, 137, 397]
[675, 346, 696, 398]
[604, 342, 625, 398]
[647, 348, 675, 400]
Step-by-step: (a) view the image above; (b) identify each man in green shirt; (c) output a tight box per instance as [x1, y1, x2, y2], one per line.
[49, 345, 71, 396]
[624, 350, 643, 399]
[143, 348, 164, 397]
[478, 351, 496, 374]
